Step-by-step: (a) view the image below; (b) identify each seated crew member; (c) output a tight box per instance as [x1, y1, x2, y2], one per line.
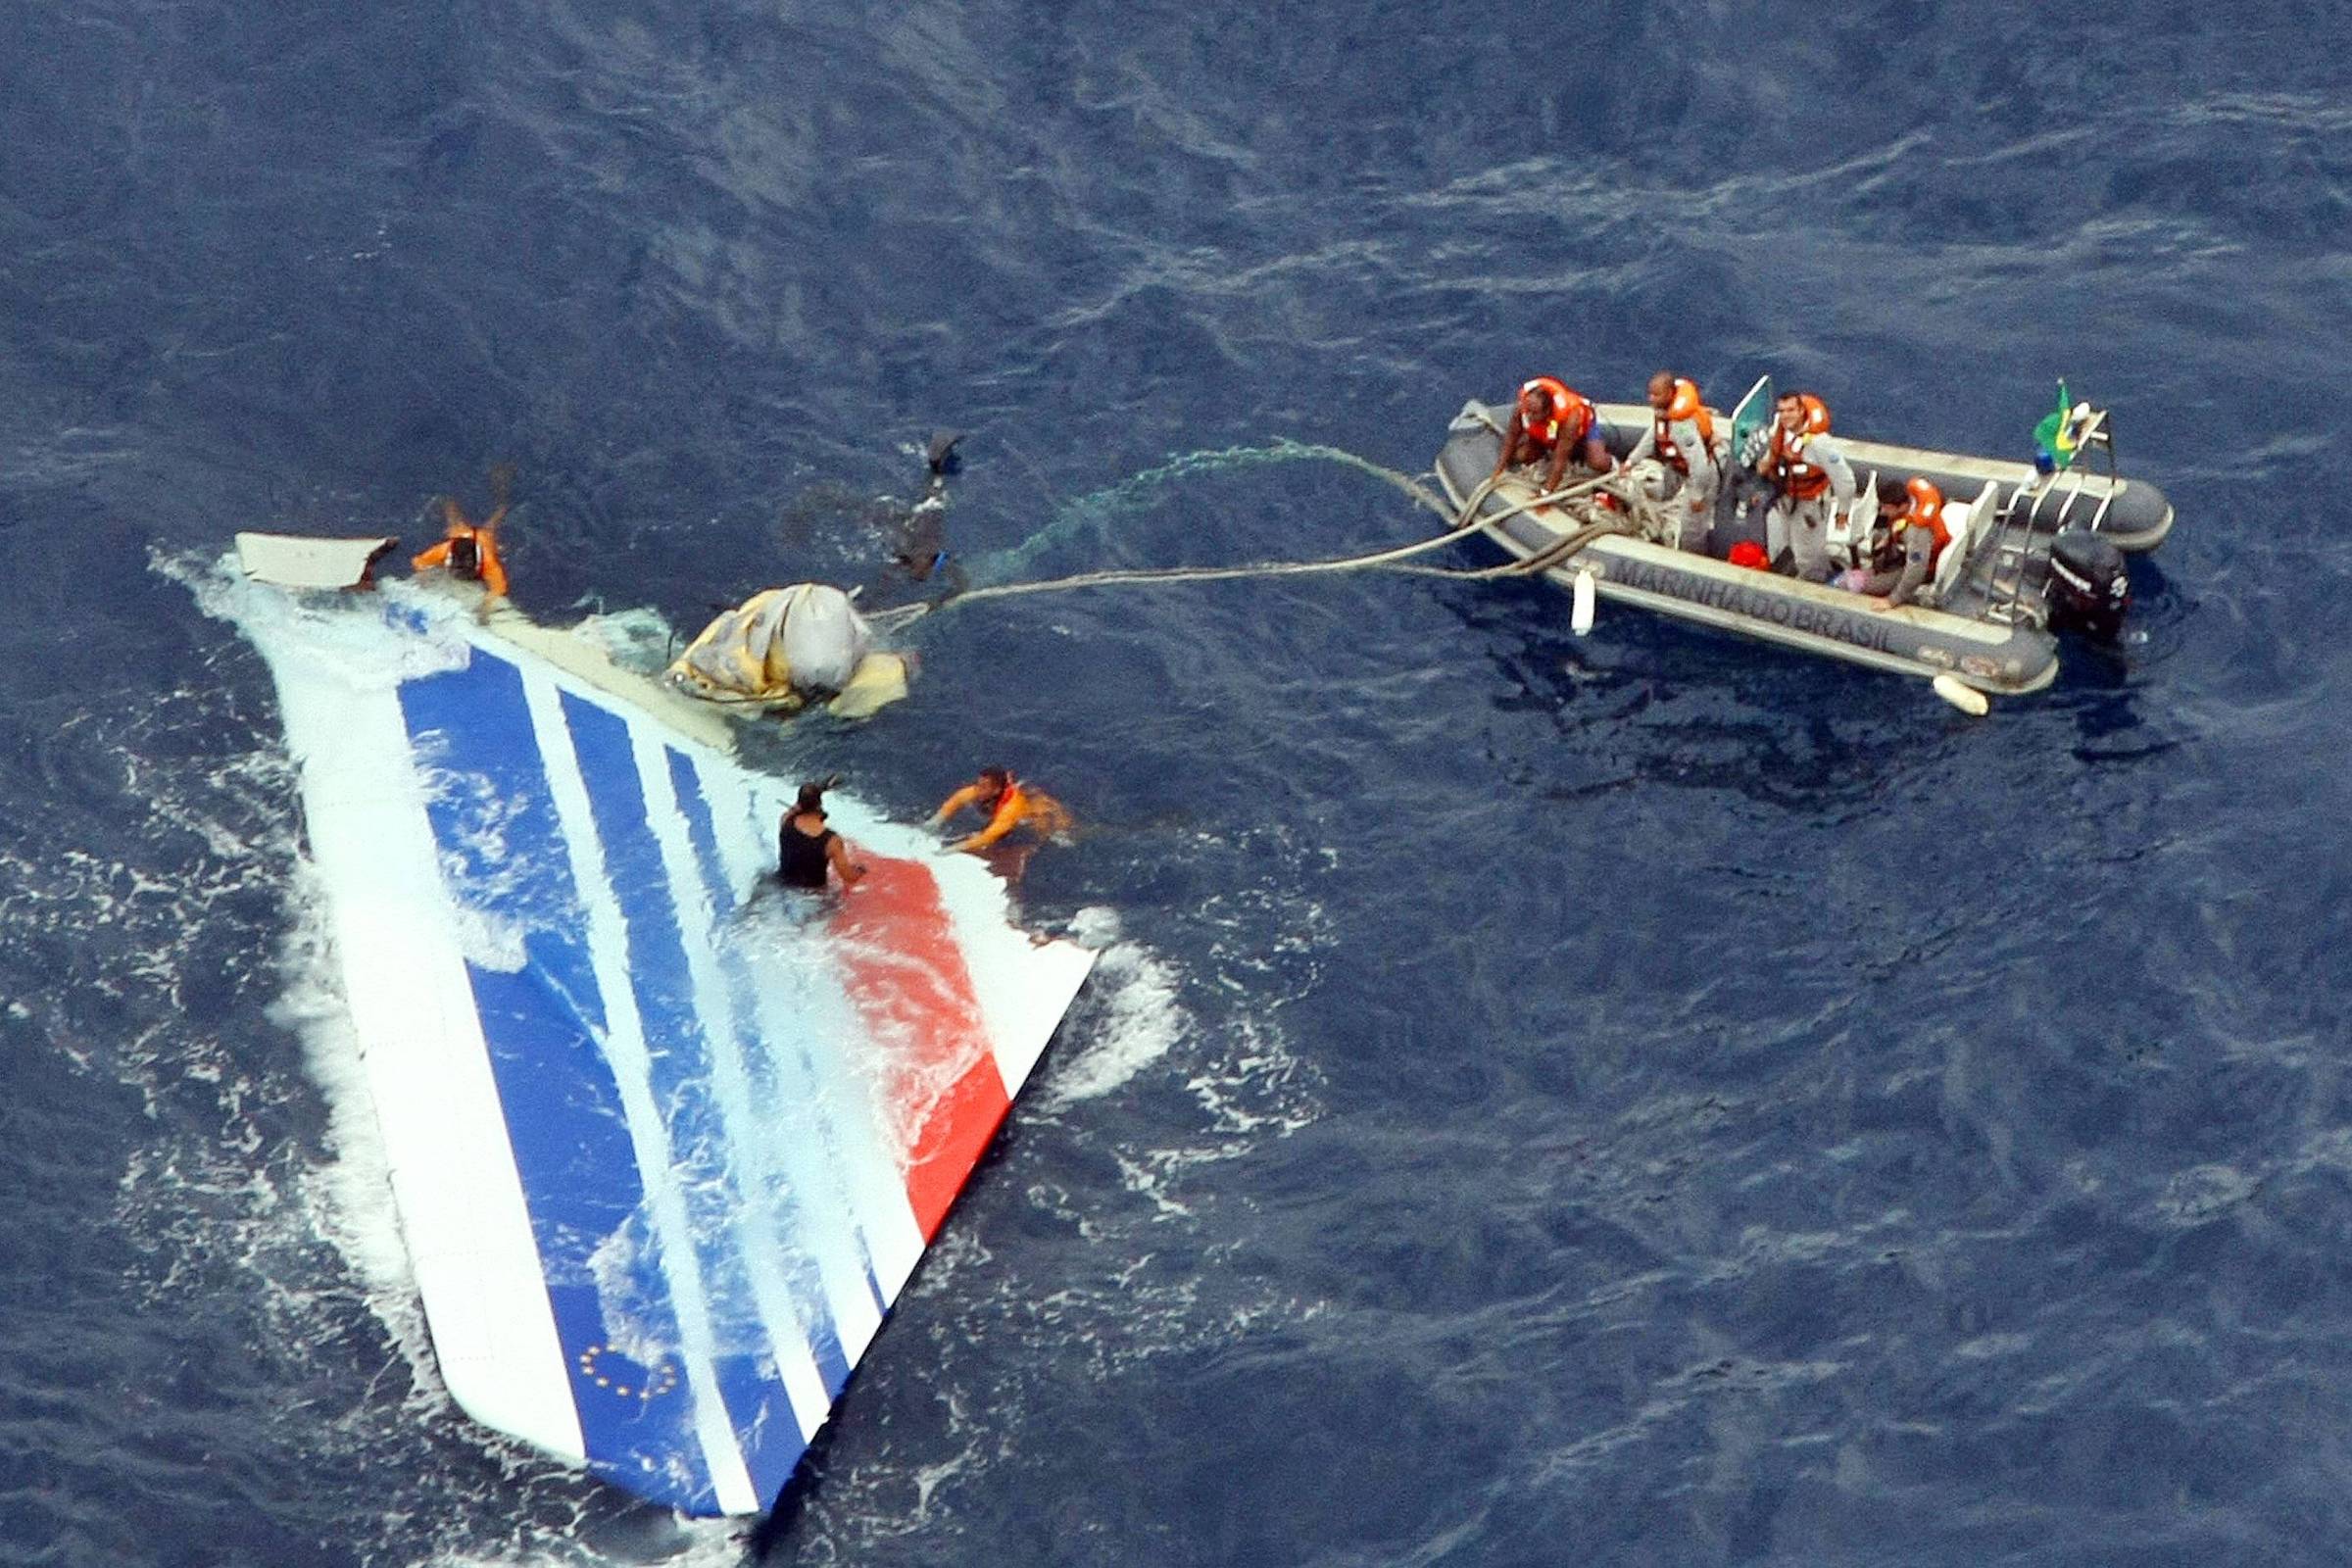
[1488, 375, 1614, 496]
[412, 463, 514, 604]
[776, 778, 867, 891]
[929, 766, 1072, 855]
[1841, 477, 1951, 610]
[1753, 391, 1855, 582]
[1622, 370, 1720, 553]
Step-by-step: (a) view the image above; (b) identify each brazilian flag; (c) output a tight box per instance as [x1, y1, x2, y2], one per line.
[2034, 380, 2078, 471]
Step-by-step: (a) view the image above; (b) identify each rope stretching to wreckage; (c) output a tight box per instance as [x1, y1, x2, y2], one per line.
[867, 461, 1642, 631]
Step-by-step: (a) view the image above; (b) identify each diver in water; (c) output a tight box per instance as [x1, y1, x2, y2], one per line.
[413, 462, 514, 609]
[885, 430, 965, 584]
[776, 776, 867, 892]
[930, 766, 1072, 856]
[767, 430, 968, 607]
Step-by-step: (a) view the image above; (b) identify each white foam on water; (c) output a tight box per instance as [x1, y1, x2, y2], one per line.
[175, 550, 476, 695]
[1041, 920, 1186, 1107]
[1184, 1009, 1322, 1142]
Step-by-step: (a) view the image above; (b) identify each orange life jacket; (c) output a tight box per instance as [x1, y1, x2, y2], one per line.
[1517, 376, 1594, 455]
[984, 776, 1028, 827]
[1894, 482, 1950, 567]
[412, 523, 509, 599]
[1764, 420, 1832, 502]
[1650, 378, 1716, 473]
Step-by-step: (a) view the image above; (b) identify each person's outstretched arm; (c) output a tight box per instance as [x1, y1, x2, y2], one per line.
[1490, 413, 1526, 481]
[954, 794, 1027, 853]
[930, 784, 986, 825]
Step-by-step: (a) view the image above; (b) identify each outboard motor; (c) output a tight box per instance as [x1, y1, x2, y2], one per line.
[2046, 529, 2130, 641]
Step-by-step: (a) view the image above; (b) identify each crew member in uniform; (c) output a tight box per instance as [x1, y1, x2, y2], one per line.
[1754, 391, 1855, 582]
[1489, 375, 1615, 497]
[1846, 477, 1952, 610]
[1622, 370, 1720, 554]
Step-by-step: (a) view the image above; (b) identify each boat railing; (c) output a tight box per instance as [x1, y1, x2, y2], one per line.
[1981, 404, 2128, 623]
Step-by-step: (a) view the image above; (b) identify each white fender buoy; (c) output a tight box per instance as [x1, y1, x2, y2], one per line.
[1571, 568, 1596, 636]
[1932, 673, 1990, 717]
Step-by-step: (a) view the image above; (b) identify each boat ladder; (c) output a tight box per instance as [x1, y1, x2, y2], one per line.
[1981, 482, 2054, 626]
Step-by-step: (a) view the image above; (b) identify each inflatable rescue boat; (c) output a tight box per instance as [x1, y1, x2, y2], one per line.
[1435, 377, 2173, 701]
[216, 536, 1095, 1516]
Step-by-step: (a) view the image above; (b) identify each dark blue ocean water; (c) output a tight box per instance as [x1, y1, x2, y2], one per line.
[6, 3, 2352, 1563]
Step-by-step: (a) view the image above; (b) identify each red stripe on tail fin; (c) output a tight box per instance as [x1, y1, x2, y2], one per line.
[828, 858, 1011, 1241]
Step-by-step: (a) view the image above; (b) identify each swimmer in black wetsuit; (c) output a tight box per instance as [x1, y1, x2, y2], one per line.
[776, 779, 867, 891]
[888, 430, 964, 581]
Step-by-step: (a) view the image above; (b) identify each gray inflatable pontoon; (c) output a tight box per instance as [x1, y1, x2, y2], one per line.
[1434, 382, 2172, 700]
